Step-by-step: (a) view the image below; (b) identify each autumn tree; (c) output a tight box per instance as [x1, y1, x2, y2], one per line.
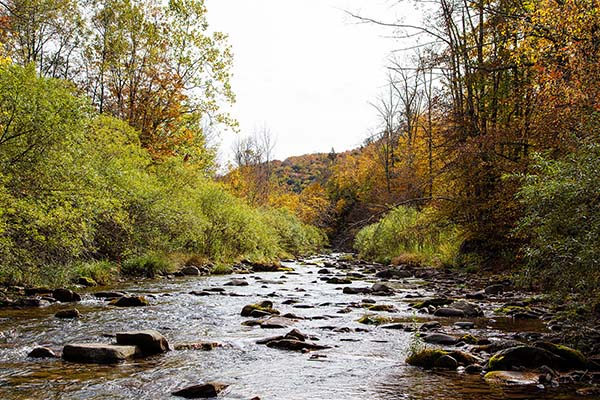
[80, 0, 235, 164]
[228, 126, 276, 206]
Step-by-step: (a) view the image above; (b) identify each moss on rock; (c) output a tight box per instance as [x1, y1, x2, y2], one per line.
[406, 349, 448, 369]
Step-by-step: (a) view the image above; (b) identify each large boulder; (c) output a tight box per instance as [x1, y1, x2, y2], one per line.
[110, 296, 149, 307]
[487, 346, 564, 371]
[534, 342, 587, 369]
[52, 288, 81, 303]
[62, 343, 139, 363]
[172, 382, 229, 398]
[116, 330, 170, 356]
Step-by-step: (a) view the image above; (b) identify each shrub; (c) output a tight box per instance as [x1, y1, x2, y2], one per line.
[516, 143, 600, 299]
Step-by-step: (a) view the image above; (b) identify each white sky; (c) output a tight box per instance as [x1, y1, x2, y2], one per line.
[204, 0, 416, 164]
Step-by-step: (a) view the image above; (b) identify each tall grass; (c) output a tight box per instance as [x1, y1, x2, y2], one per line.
[354, 206, 461, 267]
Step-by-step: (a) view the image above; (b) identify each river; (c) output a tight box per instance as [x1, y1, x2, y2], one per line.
[0, 256, 595, 399]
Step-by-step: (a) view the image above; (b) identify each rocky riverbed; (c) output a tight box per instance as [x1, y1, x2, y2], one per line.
[1, 254, 599, 399]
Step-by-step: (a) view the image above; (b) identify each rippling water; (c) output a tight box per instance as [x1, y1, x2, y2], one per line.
[0, 258, 597, 399]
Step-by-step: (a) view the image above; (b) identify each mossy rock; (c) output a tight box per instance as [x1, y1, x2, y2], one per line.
[535, 342, 587, 369]
[459, 334, 478, 344]
[494, 305, 531, 315]
[78, 276, 98, 287]
[276, 267, 295, 272]
[406, 349, 448, 369]
[241, 301, 280, 317]
[356, 314, 393, 325]
[487, 345, 563, 371]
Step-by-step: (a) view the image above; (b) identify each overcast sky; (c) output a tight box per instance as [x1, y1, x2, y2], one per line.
[203, 0, 416, 164]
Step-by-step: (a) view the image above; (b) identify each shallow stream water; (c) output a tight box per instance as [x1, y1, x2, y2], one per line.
[0, 257, 596, 399]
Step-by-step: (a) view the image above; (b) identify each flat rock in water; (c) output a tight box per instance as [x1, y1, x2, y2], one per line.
[224, 279, 248, 286]
[172, 382, 229, 398]
[381, 323, 405, 330]
[435, 301, 483, 318]
[484, 371, 540, 385]
[94, 291, 125, 299]
[116, 330, 170, 356]
[174, 342, 220, 351]
[15, 297, 49, 307]
[260, 317, 292, 329]
[343, 287, 371, 295]
[327, 277, 352, 284]
[422, 333, 458, 345]
[266, 339, 330, 352]
[62, 343, 139, 363]
[454, 321, 475, 329]
[434, 308, 466, 317]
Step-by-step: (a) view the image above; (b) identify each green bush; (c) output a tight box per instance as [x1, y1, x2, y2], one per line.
[73, 260, 119, 285]
[516, 142, 600, 299]
[354, 206, 461, 266]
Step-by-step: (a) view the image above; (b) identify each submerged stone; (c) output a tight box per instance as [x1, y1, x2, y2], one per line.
[484, 371, 540, 386]
[55, 309, 81, 319]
